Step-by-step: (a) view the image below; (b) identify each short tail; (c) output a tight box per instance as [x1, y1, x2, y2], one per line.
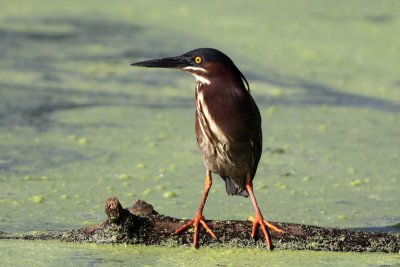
[223, 176, 249, 197]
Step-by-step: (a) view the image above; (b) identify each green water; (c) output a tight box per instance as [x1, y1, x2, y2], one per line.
[0, 0, 399, 265]
[0, 240, 399, 266]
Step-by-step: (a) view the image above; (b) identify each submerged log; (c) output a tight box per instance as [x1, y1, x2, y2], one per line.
[1, 197, 399, 253]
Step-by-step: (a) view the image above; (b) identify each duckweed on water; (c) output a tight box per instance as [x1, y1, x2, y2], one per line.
[156, 184, 165, 190]
[349, 178, 370, 187]
[31, 195, 44, 204]
[124, 192, 135, 198]
[136, 163, 146, 169]
[143, 188, 153, 195]
[163, 191, 178, 199]
[0, 0, 399, 266]
[60, 194, 69, 200]
[118, 174, 131, 180]
[78, 138, 89, 145]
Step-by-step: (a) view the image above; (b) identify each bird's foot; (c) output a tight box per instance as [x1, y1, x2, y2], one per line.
[174, 213, 217, 248]
[251, 214, 286, 250]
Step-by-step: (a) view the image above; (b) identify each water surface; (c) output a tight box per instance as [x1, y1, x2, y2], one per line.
[1, 0, 399, 265]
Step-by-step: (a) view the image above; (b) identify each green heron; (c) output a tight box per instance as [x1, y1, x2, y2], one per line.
[131, 48, 285, 249]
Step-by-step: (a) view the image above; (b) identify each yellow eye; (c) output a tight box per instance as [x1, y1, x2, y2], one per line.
[194, 56, 202, 64]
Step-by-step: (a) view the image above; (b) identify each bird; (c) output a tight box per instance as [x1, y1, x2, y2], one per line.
[131, 48, 285, 249]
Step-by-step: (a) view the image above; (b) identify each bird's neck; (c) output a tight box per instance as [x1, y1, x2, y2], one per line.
[195, 82, 203, 97]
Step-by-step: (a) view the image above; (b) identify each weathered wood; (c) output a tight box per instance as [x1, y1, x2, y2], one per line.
[1, 197, 399, 253]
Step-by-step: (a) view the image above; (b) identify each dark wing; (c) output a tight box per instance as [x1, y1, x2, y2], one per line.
[251, 118, 262, 179]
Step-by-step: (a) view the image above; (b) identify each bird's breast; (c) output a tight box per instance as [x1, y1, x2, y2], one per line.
[196, 88, 229, 146]
[194, 81, 261, 177]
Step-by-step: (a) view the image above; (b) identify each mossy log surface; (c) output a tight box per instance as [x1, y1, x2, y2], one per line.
[1, 197, 399, 253]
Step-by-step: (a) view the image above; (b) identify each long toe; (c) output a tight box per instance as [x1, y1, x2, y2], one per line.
[251, 215, 271, 249]
[251, 215, 285, 249]
[263, 219, 286, 234]
[174, 215, 217, 248]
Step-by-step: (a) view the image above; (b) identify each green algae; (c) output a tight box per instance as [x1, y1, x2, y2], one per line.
[0, 240, 399, 266]
[1, 0, 400, 265]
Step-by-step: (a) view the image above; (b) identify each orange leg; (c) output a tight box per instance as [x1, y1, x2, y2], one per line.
[246, 174, 285, 250]
[174, 170, 217, 248]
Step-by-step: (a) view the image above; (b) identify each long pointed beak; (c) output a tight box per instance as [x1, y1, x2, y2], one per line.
[130, 55, 190, 69]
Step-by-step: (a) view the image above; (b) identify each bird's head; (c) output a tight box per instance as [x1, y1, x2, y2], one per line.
[131, 48, 249, 90]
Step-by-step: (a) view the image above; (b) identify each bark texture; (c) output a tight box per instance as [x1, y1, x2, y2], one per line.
[1, 197, 399, 253]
